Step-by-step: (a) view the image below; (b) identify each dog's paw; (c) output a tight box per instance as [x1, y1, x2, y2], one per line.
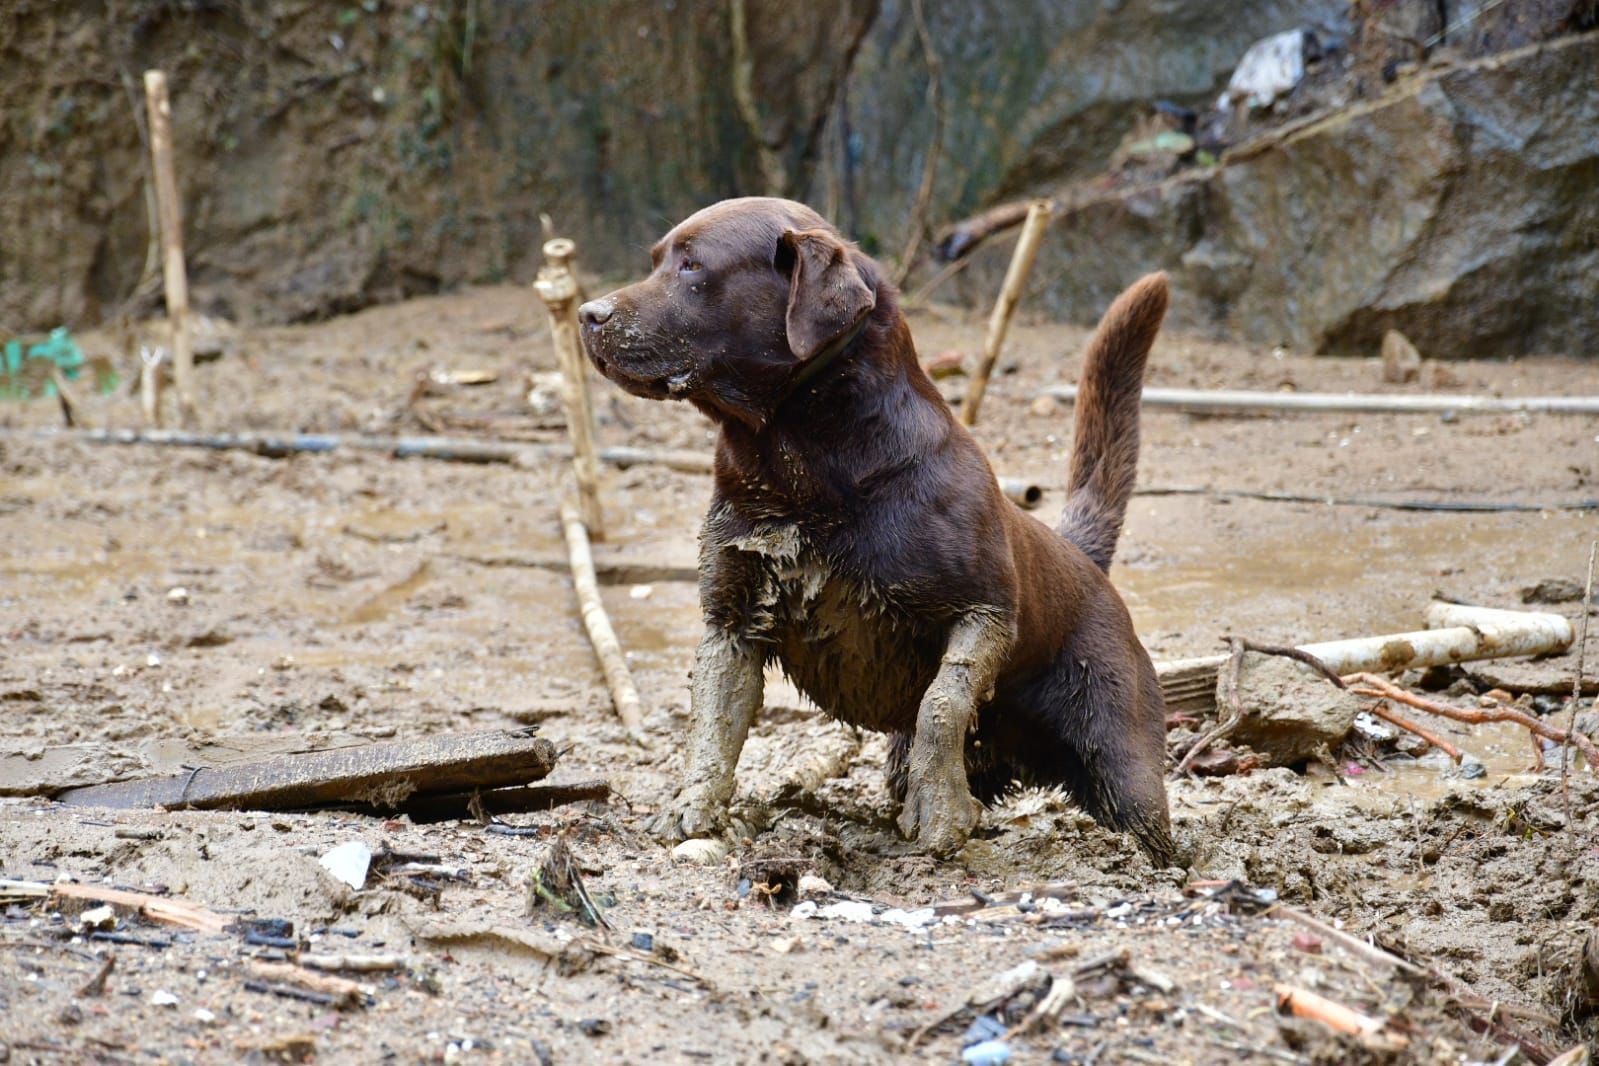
[896, 773, 981, 857]
[648, 789, 727, 845]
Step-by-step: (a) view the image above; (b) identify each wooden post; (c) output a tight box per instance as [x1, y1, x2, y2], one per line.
[142, 71, 196, 427]
[534, 238, 605, 538]
[960, 199, 1053, 427]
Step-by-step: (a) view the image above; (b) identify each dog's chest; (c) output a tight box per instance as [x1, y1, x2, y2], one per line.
[730, 523, 941, 733]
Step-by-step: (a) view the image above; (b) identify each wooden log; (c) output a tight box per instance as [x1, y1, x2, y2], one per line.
[142, 71, 196, 427]
[560, 498, 647, 744]
[534, 238, 604, 538]
[1045, 384, 1599, 417]
[1156, 602, 1574, 714]
[960, 199, 1053, 428]
[55, 728, 556, 811]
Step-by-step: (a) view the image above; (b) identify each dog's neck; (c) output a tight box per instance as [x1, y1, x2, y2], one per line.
[712, 311, 954, 517]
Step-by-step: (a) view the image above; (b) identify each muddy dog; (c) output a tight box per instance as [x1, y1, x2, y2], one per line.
[579, 197, 1174, 863]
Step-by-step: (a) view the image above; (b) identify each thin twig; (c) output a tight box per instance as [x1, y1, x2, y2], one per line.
[1173, 637, 1247, 775]
[1566, 539, 1597, 819]
[890, 0, 944, 287]
[1363, 701, 1463, 763]
[1346, 672, 1599, 766]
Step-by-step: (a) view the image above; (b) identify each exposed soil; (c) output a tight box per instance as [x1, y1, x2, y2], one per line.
[2, 289, 1597, 1063]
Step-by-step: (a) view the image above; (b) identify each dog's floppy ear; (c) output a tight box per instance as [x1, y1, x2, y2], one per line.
[777, 228, 876, 360]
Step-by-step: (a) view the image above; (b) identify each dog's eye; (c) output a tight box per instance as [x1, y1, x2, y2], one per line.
[679, 259, 704, 275]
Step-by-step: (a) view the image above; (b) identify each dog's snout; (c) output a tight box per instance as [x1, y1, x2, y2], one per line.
[579, 298, 614, 328]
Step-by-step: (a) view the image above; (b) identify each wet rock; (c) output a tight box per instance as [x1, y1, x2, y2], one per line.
[1520, 577, 1585, 604]
[1225, 651, 1361, 766]
[1380, 330, 1423, 383]
[981, 33, 1599, 358]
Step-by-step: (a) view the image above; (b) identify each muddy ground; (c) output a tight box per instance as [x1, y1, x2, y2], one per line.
[2, 288, 1598, 1064]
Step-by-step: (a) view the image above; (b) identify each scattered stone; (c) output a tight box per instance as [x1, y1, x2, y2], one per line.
[77, 905, 117, 932]
[165, 586, 190, 605]
[1030, 394, 1059, 418]
[1521, 577, 1585, 604]
[1292, 932, 1324, 955]
[1380, 330, 1422, 384]
[670, 839, 729, 866]
[1228, 652, 1362, 765]
[962, 1039, 1012, 1065]
[796, 874, 833, 897]
[149, 989, 179, 1007]
[769, 935, 803, 955]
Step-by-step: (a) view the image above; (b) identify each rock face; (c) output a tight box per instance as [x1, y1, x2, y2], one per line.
[960, 32, 1599, 357]
[0, 0, 1341, 331]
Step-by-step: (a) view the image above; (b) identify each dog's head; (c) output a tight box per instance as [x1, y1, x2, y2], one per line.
[579, 197, 878, 427]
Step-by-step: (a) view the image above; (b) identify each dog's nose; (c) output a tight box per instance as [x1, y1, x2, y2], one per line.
[578, 298, 614, 328]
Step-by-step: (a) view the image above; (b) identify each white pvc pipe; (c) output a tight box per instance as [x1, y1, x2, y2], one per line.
[1047, 385, 1599, 417]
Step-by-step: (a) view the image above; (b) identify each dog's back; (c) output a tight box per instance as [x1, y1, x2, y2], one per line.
[1056, 273, 1168, 571]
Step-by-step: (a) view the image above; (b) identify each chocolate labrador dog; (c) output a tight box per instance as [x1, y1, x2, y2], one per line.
[579, 197, 1173, 862]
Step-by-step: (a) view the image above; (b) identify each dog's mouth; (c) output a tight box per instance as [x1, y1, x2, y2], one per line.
[584, 341, 695, 402]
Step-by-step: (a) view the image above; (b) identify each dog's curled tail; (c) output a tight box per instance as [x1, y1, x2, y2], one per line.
[1056, 272, 1168, 572]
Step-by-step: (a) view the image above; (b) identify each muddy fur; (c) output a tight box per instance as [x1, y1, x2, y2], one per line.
[580, 197, 1174, 863]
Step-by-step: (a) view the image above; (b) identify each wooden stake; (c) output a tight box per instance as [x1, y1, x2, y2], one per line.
[961, 199, 1053, 427]
[560, 498, 647, 744]
[142, 71, 196, 427]
[533, 238, 605, 538]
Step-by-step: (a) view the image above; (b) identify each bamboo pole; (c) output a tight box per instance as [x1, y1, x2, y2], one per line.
[534, 238, 605, 538]
[1044, 383, 1599, 417]
[142, 71, 196, 427]
[560, 498, 647, 745]
[960, 199, 1053, 427]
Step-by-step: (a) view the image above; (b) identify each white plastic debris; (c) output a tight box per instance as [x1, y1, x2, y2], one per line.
[78, 904, 117, 932]
[814, 899, 875, 922]
[670, 838, 729, 866]
[150, 989, 179, 1007]
[1352, 711, 1397, 743]
[1226, 29, 1313, 111]
[319, 840, 373, 890]
[790, 898, 937, 930]
[193, 1008, 216, 1025]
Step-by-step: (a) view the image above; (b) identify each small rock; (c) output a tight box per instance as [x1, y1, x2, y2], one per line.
[149, 989, 179, 1007]
[670, 838, 729, 866]
[78, 905, 117, 932]
[769, 935, 803, 955]
[194, 1008, 217, 1025]
[796, 874, 833, 897]
[923, 350, 966, 379]
[1520, 577, 1584, 605]
[1228, 651, 1362, 766]
[628, 585, 652, 600]
[1479, 689, 1513, 706]
[166, 586, 190, 605]
[963, 1014, 1007, 1047]
[1292, 931, 1323, 954]
[577, 1018, 610, 1038]
[1380, 330, 1422, 383]
[1029, 394, 1059, 418]
[962, 1039, 1012, 1066]
[630, 930, 655, 953]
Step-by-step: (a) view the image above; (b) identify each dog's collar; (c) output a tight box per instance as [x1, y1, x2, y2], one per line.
[777, 316, 871, 405]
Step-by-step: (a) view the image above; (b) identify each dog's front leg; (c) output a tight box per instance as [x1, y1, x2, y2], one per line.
[897, 612, 1012, 856]
[648, 629, 763, 843]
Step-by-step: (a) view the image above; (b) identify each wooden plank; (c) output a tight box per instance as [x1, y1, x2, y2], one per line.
[55, 729, 556, 812]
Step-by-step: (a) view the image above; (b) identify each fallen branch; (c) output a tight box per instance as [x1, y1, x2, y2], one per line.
[560, 498, 647, 744]
[1045, 384, 1599, 417]
[54, 728, 557, 811]
[1345, 672, 1598, 767]
[245, 961, 365, 1010]
[1172, 637, 1248, 775]
[296, 953, 411, 974]
[935, 199, 1040, 262]
[1362, 701, 1463, 762]
[50, 882, 231, 934]
[961, 199, 1053, 427]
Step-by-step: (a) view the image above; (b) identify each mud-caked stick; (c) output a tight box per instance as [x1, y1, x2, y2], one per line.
[534, 238, 605, 538]
[560, 498, 648, 745]
[142, 71, 196, 427]
[960, 199, 1053, 428]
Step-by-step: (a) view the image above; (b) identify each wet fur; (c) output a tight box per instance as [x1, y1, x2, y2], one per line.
[581, 197, 1175, 863]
